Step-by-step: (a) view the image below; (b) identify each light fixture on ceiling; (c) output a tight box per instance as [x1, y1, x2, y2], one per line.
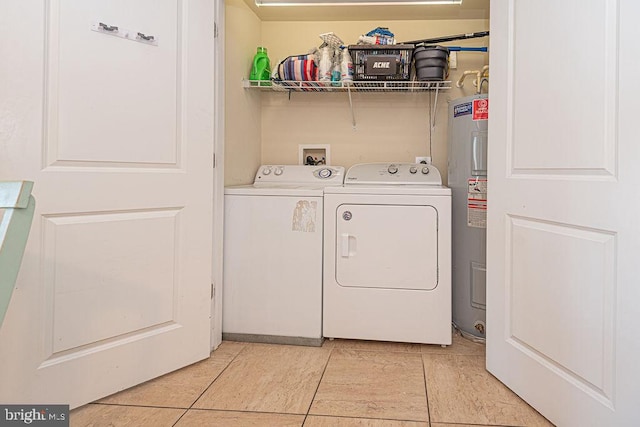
[256, 0, 463, 6]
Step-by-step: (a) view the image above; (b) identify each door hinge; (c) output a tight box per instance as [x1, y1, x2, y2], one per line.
[214, 22, 219, 38]
[213, 153, 216, 168]
[211, 283, 215, 299]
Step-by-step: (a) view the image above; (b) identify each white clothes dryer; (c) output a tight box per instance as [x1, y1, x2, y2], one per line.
[323, 163, 452, 345]
[223, 165, 344, 346]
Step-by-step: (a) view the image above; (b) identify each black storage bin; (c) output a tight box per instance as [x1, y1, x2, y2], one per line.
[349, 44, 414, 81]
[413, 45, 449, 81]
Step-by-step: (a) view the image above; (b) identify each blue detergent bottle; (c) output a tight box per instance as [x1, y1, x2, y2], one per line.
[250, 47, 271, 84]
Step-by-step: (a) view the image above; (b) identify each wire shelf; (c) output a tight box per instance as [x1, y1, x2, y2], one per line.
[243, 79, 451, 93]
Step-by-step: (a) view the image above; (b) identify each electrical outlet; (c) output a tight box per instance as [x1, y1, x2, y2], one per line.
[449, 51, 457, 69]
[415, 156, 431, 164]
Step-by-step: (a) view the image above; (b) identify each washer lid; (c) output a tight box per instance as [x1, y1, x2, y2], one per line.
[344, 163, 443, 186]
[224, 185, 324, 197]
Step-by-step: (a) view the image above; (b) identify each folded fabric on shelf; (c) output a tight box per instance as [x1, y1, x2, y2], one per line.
[277, 54, 318, 81]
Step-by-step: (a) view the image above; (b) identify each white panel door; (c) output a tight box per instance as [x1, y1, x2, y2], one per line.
[336, 204, 438, 290]
[0, 0, 215, 408]
[487, 0, 640, 425]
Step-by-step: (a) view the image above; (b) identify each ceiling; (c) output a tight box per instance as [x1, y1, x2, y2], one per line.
[241, 0, 490, 21]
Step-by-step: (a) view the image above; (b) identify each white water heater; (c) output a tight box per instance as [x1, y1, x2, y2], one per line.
[447, 94, 488, 339]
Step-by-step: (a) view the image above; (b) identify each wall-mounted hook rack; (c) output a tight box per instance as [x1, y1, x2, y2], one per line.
[91, 22, 158, 47]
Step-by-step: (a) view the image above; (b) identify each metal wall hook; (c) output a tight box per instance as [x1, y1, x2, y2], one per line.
[137, 32, 154, 42]
[98, 22, 118, 32]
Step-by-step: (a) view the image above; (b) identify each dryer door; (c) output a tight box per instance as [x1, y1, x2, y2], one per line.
[336, 203, 438, 290]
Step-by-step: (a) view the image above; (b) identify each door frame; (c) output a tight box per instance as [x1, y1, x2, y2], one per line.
[211, 0, 225, 350]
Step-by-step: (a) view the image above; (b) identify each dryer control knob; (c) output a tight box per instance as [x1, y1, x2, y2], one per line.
[388, 165, 399, 174]
[262, 167, 272, 175]
[274, 167, 284, 176]
[409, 166, 418, 174]
[318, 168, 332, 179]
[421, 167, 430, 175]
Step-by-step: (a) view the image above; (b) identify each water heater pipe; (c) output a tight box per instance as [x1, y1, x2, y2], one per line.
[456, 70, 480, 88]
[475, 65, 489, 94]
[457, 66, 489, 92]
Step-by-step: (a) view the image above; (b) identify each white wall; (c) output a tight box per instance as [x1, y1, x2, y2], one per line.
[224, 0, 263, 186]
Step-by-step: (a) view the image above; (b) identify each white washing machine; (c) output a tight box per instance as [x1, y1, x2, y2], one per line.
[223, 164, 344, 346]
[323, 163, 452, 345]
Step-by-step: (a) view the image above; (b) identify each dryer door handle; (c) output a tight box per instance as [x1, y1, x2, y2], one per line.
[341, 233, 357, 257]
[341, 233, 350, 257]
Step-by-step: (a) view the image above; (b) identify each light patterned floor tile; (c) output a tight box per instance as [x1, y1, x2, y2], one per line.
[322, 338, 337, 349]
[97, 341, 246, 408]
[431, 424, 499, 427]
[70, 404, 184, 427]
[423, 354, 554, 426]
[193, 342, 330, 414]
[421, 331, 485, 356]
[304, 415, 428, 426]
[333, 339, 423, 353]
[175, 409, 304, 426]
[309, 349, 428, 422]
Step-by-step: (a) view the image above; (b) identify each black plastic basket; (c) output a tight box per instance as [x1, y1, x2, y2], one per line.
[348, 44, 414, 81]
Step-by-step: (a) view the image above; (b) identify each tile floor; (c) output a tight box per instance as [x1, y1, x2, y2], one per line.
[71, 332, 554, 427]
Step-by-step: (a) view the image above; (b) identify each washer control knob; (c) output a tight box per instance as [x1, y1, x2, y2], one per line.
[409, 166, 418, 174]
[388, 165, 399, 174]
[421, 167, 430, 175]
[318, 168, 332, 179]
[274, 167, 284, 176]
[262, 167, 272, 175]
